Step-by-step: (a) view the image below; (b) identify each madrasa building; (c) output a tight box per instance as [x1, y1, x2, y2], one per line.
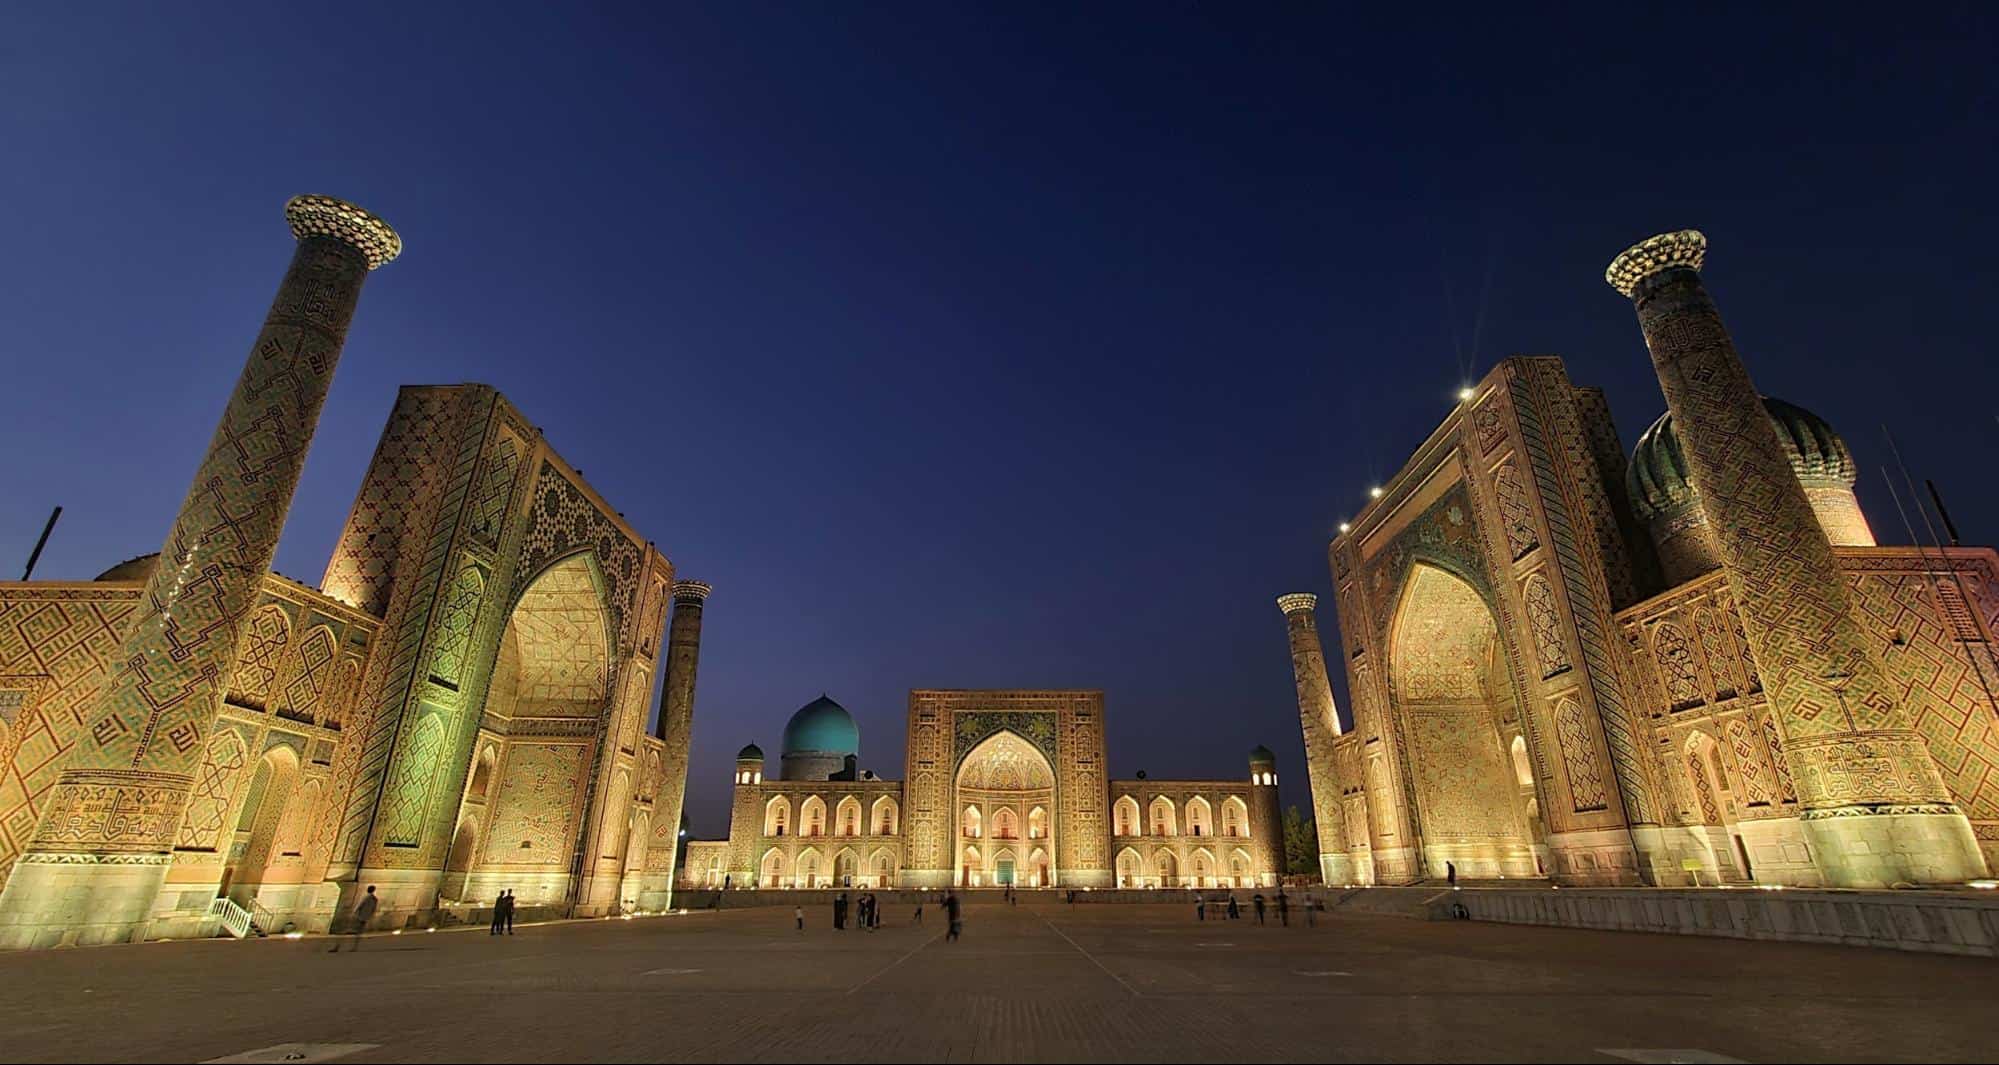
[1279, 230, 1999, 891]
[681, 689, 1285, 891]
[0, 197, 707, 947]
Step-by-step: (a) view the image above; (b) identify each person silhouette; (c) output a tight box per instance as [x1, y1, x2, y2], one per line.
[331, 885, 378, 952]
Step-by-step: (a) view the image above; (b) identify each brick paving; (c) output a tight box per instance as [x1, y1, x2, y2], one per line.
[0, 901, 1992, 1062]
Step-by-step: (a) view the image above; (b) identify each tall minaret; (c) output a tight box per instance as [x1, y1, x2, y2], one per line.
[1607, 230, 1984, 887]
[1276, 593, 1350, 885]
[0, 196, 399, 947]
[650, 579, 710, 901]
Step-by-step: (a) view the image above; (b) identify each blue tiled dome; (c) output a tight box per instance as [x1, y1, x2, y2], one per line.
[781, 695, 859, 756]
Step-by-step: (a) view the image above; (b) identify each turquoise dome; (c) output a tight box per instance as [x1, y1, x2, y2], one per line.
[781, 695, 859, 756]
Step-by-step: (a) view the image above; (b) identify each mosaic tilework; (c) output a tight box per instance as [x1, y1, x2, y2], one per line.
[35, 234, 376, 862]
[1626, 263, 1954, 811]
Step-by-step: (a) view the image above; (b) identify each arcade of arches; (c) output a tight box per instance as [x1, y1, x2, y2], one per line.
[702, 689, 1286, 891]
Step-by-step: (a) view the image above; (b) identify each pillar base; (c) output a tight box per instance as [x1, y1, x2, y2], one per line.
[0, 851, 173, 949]
[1802, 805, 1990, 887]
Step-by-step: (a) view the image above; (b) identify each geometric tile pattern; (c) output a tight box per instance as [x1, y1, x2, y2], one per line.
[1624, 256, 1955, 810]
[30, 231, 376, 859]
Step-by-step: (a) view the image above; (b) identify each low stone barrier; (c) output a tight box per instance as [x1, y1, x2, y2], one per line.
[1442, 886, 1999, 956]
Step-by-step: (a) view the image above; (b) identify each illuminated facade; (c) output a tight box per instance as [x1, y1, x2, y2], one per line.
[0, 199, 702, 947]
[1287, 231, 1999, 890]
[687, 689, 1283, 891]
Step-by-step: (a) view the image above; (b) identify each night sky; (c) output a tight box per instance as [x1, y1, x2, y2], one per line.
[4, 5, 1995, 836]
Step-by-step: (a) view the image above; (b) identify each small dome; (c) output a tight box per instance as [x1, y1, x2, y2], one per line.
[1249, 744, 1276, 764]
[781, 695, 859, 757]
[1628, 396, 1854, 520]
[736, 743, 764, 761]
[94, 553, 160, 582]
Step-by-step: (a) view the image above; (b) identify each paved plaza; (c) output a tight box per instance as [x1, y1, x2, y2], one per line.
[2, 901, 1995, 1063]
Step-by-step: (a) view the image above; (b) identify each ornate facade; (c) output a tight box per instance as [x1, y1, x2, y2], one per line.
[0, 199, 704, 947]
[689, 690, 1283, 891]
[1285, 232, 1999, 890]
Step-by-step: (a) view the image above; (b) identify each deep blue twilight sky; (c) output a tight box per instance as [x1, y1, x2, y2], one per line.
[3, 5, 1995, 834]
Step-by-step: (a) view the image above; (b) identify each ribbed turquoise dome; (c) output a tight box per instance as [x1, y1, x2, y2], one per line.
[781, 695, 859, 756]
[1628, 395, 1854, 520]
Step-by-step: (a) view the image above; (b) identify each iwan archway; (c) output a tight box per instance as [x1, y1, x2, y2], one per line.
[954, 730, 1057, 886]
[1388, 563, 1542, 879]
[448, 553, 613, 907]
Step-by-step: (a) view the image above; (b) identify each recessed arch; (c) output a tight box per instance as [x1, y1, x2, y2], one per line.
[765, 795, 791, 836]
[1149, 796, 1177, 837]
[1220, 796, 1249, 838]
[835, 796, 863, 837]
[1186, 796, 1213, 838]
[759, 847, 787, 887]
[1115, 846, 1143, 888]
[1388, 562, 1539, 879]
[870, 795, 899, 835]
[800, 795, 827, 838]
[1113, 795, 1141, 837]
[955, 729, 1057, 887]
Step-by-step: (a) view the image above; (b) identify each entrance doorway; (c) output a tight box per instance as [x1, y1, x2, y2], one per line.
[996, 857, 1015, 885]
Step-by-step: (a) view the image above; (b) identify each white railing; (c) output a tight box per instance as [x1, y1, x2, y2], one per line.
[208, 897, 253, 939]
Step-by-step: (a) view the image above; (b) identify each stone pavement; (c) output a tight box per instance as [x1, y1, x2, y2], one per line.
[0, 901, 1992, 1063]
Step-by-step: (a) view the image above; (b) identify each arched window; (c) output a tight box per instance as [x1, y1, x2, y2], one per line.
[801, 796, 827, 837]
[765, 796, 791, 837]
[1510, 734, 1534, 787]
[1027, 806, 1047, 839]
[871, 796, 899, 835]
[962, 805, 982, 838]
[1149, 797, 1177, 837]
[1186, 797, 1212, 837]
[993, 808, 1018, 840]
[836, 796, 862, 837]
[1113, 796, 1140, 837]
[1221, 797, 1247, 838]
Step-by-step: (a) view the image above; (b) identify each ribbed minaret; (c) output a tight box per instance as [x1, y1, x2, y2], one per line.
[650, 579, 710, 901]
[1607, 230, 1984, 887]
[1277, 593, 1350, 884]
[0, 196, 399, 947]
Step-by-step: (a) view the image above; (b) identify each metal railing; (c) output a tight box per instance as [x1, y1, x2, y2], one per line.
[207, 897, 253, 939]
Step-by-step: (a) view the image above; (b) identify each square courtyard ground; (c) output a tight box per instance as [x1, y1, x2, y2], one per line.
[0, 901, 1993, 1063]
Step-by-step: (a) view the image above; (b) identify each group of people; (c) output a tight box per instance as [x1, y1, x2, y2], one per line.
[792, 889, 964, 941]
[1195, 889, 1310, 926]
[832, 890, 884, 930]
[490, 889, 518, 935]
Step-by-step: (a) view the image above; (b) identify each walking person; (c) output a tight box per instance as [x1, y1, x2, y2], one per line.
[1227, 895, 1240, 920]
[490, 890, 506, 935]
[914, 899, 924, 925]
[330, 885, 378, 952]
[945, 891, 962, 942]
[795, 904, 805, 933]
[832, 892, 845, 930]
[1196, 896, 1206, 921]
[1276, 889, 1289, 927]
[502, 890, 516, 934]
[1447, 861, 1457, 888]
[1253, 893, 1266, 925]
